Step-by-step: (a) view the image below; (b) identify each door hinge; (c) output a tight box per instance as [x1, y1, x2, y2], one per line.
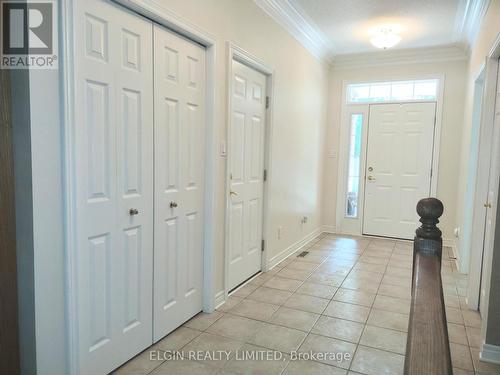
[263, 169, 267, 181]
[265, 96, 270, 109]
[261, 239, 265, 252]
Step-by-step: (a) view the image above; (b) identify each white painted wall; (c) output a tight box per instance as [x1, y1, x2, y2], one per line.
[456, 2, 500, 275]
[323, 60, 467, 245]
[454, 1, 500, 347]
[25, 1, 328, 373]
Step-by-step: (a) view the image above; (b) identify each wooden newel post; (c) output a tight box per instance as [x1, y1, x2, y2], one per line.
[414, 197, 444, 257]
[404, 197, 452, 375]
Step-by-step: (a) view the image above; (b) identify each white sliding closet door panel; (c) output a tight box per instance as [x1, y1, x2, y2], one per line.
[73, 1, 153, 374]
[153, 24, 206, 341]
[227, 60, 266, 290]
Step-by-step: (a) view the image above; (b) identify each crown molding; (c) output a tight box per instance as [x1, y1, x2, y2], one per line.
[253, 0, 333, 63]
[456, 0, 491, 50]
[331, 45, 468, 70]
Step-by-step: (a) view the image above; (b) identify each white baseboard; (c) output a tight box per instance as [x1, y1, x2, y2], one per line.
[480, 343, 500, 364]
[213, 290, 225, 310]
[320, 225, 337, 234]
[266, 227, 322, 270]
[443, 237, 460, 272]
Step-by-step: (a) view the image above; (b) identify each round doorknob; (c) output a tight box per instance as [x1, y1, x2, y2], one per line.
[129, 208, 139, 216]
[170, 201, 178, 208]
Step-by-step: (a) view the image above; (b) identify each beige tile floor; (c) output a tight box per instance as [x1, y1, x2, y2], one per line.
[114, 234, 500, 375]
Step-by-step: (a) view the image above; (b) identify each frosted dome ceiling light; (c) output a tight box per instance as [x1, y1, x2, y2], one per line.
[370, 27, 402, 49]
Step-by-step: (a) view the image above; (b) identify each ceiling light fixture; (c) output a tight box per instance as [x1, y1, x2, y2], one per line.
[370, 27, 402, 49]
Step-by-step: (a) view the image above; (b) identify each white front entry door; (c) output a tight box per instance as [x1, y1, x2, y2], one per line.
[363, 103, 436, 239]
[227, 60, 267, 290]
[73, 1, 154, 374]
[153, 24, 206, 341]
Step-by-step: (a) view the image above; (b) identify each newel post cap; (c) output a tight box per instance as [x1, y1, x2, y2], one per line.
[416, 198, 444, 240]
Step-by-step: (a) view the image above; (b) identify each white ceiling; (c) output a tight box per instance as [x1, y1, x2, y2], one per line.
[290, 0, 467, 56]
[254, 0, 490, 63]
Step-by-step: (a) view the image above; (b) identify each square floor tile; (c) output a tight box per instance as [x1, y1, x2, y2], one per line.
[447, 323, 468, 345]
[278, 267, 313, 281]
[359, 325, 407, 355]
[223, 343, 289, 375]
[465, 326, 481, 349]
[264, 277, 303, 292]
[372, 295, 410, 315]
[269, 306, 320, 332]
[249, 323, 307, 352]
[286, 261, 319, 272]
[377, 283, 411, 300]
[341, 278, 380, 294]
[283, 360, 347, 375]
[323, 301, 370, 323]
[298, 334, 356, 369]
[307, 273, 345, 287]
[461, 310, 482, 328]
[217, 296, 243, 313]
[151, 358, 218, 375]
[450, 343, 473, 371]
[182, 332, 243, 368]
[206, 315, 264, 341]
[154, 327, 202, 351]
[228, 299, 279, 321]
[333, 288, 376, 307]
[350, 345, 404, 375]
[114, 350, 165, 375]
[367, 309, 409, 332]
[297, 282, 337, 299]
[284, 293, 329, 314]
[232, 283, 259, 298]
[247, 286, 293, 305]
[311, 316, 364, 343]
[184, 311, 224, 331]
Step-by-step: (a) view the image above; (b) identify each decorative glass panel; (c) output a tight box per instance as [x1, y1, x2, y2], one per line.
[346, 114, 363, 218]
[347, 79, 438, 104]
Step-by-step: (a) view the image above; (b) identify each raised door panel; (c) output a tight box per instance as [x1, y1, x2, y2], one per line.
[74, 1, 154, 374]
[153, 24, 205, 342]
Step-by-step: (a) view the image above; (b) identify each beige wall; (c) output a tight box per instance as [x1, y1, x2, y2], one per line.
[455, 1, 500, 347]
[456, 2, 500, 273]
[156, 0, 330, 296]
[323, 60, 467, 241]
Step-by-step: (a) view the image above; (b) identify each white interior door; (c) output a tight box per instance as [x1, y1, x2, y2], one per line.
[227, 60, 266, 290]
[153, 24, 206, 341]
[73, 1, 153, 374]
[363, 103, 436, 239]
[478, 59, 500, 316]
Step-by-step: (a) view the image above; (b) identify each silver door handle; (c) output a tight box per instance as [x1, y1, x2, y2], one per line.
[367, 176, 376, 181]
[170, 201, 178, 208]
[230, 191, 238, 196]
[129, 208, 139, 216]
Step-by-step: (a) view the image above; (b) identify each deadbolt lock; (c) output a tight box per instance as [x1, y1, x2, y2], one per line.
[368, 167, 373, 172]
[170, 201, 178, 208]
[129, 208, 139, 216]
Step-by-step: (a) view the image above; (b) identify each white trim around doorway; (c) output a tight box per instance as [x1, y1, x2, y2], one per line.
[223, 42, 275, 303]
[60, 1, 218, 374]
[335, 75, 445, 238]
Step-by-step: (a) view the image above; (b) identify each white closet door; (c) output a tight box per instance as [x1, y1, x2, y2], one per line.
[153, 24, 206, 341]
[73, 0, 153, 374]
[227, 60, 266, 290]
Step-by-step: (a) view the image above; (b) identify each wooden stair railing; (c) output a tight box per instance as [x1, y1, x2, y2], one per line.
[404, 198, 452, 375]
